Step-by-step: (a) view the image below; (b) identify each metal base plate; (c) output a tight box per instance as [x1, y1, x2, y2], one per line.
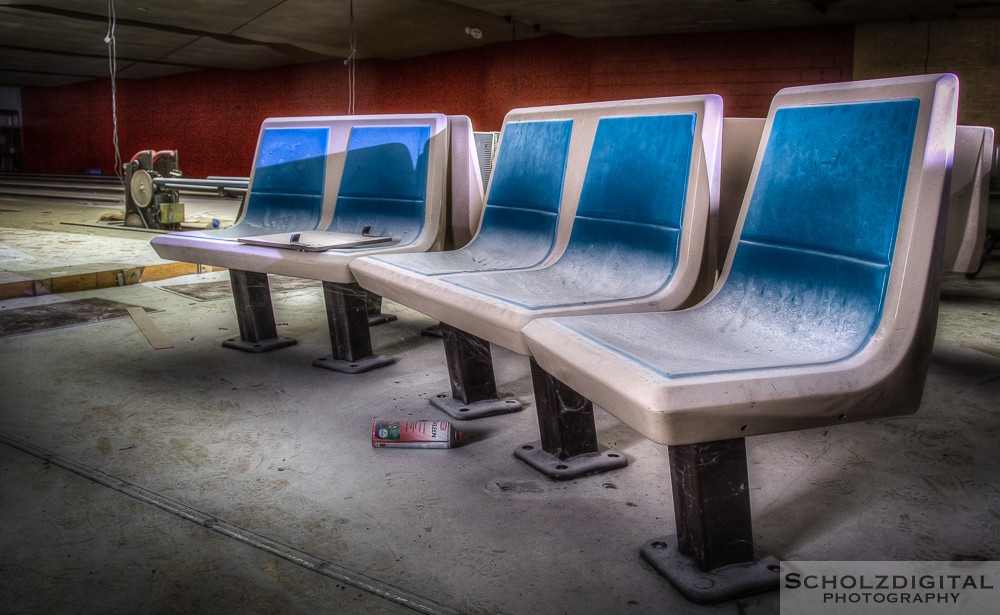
[222, 336, 297, 353]
[640, 535, 780, 604]
[313, 353, 394, 374]
[513, 442, 628, 480]
[429, 394, 522, 420]
[367, 313, 397, 326]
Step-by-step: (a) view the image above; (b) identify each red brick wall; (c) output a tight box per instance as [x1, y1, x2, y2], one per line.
[20, 26, 852, 177]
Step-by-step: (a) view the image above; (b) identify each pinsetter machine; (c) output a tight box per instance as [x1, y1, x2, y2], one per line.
[123, 149, 248, 230]
[123, 149, 184, 229]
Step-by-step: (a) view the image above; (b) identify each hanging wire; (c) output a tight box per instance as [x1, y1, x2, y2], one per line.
[106, 0, 124, 185]
[345, 0, 357, 114]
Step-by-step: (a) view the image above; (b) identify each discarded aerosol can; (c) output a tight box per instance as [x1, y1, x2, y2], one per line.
[372, 419, 461, 449]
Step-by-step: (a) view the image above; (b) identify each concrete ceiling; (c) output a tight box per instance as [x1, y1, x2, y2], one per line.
[0, 0, 995, 88]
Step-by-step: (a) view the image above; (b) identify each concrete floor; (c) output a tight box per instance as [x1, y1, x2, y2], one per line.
[0, 194, 998, 614]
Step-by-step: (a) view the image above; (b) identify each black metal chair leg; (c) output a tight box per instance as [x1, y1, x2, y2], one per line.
[514, 358, 627, 479]
[313, 282, 393, 374]
[428, 323, 522, 419]
[640, 438, 780, 603]
[222, 269, 296, 352]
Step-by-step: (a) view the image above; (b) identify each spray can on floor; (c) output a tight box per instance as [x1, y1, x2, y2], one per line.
[372, 419, 461, 449]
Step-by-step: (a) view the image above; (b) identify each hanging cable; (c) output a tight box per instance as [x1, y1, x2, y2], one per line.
[345, 0, 357, 114]
[105, 0, 123, 186]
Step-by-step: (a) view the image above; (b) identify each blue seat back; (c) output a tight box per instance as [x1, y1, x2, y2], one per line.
[717, 99, 921, 355]
[552, 113, 696, 285]
[327, 125, 431, 245]
[215, 126, 328, 238]
[463, 119, 573, 267]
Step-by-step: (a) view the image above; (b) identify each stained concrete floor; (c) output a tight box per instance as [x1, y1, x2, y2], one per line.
[0, 195, 998, 614]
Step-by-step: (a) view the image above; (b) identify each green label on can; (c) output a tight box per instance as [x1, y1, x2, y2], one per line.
[377, 423, 401, 440]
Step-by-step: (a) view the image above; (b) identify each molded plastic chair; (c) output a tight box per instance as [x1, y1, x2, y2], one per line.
[521, 74, 959, 603]
[151, 114, 460, 373]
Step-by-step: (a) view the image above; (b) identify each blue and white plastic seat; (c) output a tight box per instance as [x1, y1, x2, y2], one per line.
[521, 74, 960, 603]
[151, 114, 479, 372]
